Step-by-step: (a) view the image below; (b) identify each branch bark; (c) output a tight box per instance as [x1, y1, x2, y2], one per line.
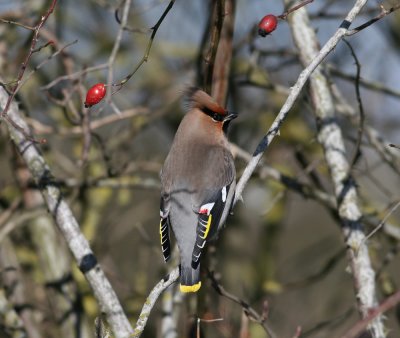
[131, 268, 179, 337]
[284, 2, 384, 336]
[0, 88, 133, 338]
[233, 0, 371, 206]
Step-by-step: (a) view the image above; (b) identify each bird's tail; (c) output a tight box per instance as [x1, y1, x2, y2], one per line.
[179, 263, 201, 293]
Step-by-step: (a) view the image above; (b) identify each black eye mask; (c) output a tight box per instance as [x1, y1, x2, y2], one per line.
[202, 107, 225, 122]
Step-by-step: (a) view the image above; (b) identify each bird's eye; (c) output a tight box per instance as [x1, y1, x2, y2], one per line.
[212, 113, 219, 122]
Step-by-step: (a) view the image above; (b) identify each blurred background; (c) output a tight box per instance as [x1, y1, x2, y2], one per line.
[1, 0, 400, 337]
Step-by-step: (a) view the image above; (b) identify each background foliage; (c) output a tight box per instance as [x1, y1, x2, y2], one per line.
[1, 0, 400, 337]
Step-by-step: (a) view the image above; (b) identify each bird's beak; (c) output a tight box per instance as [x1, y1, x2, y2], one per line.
[224, 111, 238, 121]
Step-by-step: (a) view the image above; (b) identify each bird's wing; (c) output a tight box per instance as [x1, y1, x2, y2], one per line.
[159, 195, 171, 262]
[191, 181, 235, 268]
[191, 148, 235, 267]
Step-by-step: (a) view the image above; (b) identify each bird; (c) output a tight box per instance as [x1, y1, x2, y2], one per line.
[159, 88, 237, 293]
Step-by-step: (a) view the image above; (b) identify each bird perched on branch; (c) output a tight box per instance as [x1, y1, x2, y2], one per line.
[159, 88, 237, 293]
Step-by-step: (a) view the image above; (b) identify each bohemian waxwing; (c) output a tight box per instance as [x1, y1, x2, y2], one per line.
[159, 88, 237, 292]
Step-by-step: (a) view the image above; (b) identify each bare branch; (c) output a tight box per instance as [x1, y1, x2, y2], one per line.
[0, 88, 133, 338]
[131, 267, 179, 338]
[1, 0, 57, 144]
[340, 290, 400, 338]
[203, 0, 225, 94]
[112, 0, 176, 90]
[346, 4, 400, 36]
[277, 0, 314, 20]
[342, 39, 364, 171]
[285, 2, 385, 336]
[364, 200, 400, 243]
[207, 270, 277, 338]
[106, 0, 132, 102]
[234, 0, 370, 206]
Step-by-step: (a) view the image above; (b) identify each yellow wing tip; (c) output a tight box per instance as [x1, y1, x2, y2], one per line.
[180, 282, 202, 293]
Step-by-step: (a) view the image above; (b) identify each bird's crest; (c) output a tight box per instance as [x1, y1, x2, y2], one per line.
[184, 87, 227, 116]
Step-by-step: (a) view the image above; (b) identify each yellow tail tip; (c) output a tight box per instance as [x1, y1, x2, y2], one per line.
[180, 282, 202, 293]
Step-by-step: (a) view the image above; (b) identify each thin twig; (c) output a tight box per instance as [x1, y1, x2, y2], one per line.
[340, 289, 400, 338]
[331, 83, 400, 174]
[0, 209, 46, 244]
[0, 0, 57, 118]
[18, 40, 78, 90]
[41, 64, 109, 90]
[329, 65, 400, 99]
[0, 18, 35, 30]
[112, 0, 175, 90]
[115, 1, 150, 33]
[234, 0, 371, 206]
[363, 200, 400, 243]
[207, 270, 277, 338]
[343, 39, 364, 171]
[106, 0, 132, 102]
[346, 4, 400, 36]
[277, 0, 314, 20]
[0, 198, 21, 229]
[27, 107, 148, 135]
[1, 0, 58, 144]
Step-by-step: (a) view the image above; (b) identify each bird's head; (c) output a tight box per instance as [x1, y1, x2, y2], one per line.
[185, 88, 237, 130]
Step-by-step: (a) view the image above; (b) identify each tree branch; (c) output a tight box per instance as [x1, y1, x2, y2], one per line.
[340, 289, 400, 338]
[130, 268, 179, 337]
[285, 2, 385, 336]
[233, 0, 370, 206]
[0, 88, 133, 338]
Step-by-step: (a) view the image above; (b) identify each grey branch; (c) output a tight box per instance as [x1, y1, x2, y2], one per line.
[233, 0, 370, 206]
[0, 87, 133, 338]
[131, 267, 179, 337]
[285, 1, 385, 337]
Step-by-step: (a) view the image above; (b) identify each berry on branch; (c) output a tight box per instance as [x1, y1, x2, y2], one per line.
[84, 83, 106, 108]
[258, 14, 278, 37]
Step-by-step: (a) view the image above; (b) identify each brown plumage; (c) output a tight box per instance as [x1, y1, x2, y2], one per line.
[185, 87, 227, 116]
[159, 88, 237, 293]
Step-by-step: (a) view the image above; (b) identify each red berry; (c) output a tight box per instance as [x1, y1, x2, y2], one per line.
[84, 83, 106, 108]
[258, 14, 278, 37]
